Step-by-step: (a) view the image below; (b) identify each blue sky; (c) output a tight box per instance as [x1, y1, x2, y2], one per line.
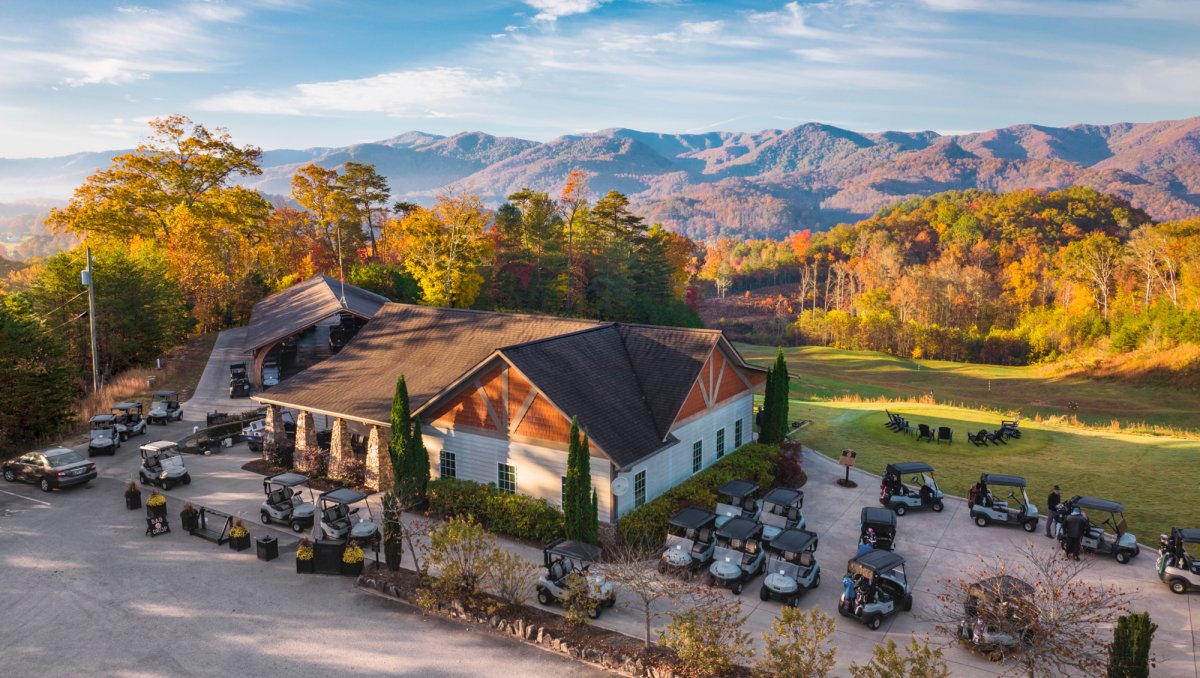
[1, 0, 1198, 156]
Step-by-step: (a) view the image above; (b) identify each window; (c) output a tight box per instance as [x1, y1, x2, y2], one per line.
[735, 420, 743, 448]
[634, 470, 646, 507]
[692, 440, 703, 474]
[439, 450, 456, 479]
[717, 428, 726, 458]
[497, 463, 516, 494]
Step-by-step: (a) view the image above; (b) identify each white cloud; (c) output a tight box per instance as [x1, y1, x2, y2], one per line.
[525, 0, 607, 22]
[747, 1, 836, 39]
[199, 67, 518, 117]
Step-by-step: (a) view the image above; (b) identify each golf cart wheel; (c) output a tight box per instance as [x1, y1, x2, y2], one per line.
[731, 581, 743, 595]
[759, 585, 770, 601]
[182, 474, 191, 485]
[120, 432, 129, 442]
[1170, 579, 1188, 594]
[261, 511, 271, 525]
[537, 589, 552, 606]
[932, 501, 944, 512]
[291, 520, 305, 533]
[586, 605, 600, 620]
[974, 515, 989, 527]
[88, 450, 95, 458]
[1023, 519, 1037, 533]
[1115, 550, 1131, 564]
[39, 478, 52, 492]
[3, 469, 15, 482]
[894, 505, 907, 516]
[903, 594, 913, 611]
[162, 480, 172, 491]
[867, 615, 882, 631]
[811, 572, 821, 589]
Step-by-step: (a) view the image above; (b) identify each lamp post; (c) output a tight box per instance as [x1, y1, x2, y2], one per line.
[82, 247, 100, 391]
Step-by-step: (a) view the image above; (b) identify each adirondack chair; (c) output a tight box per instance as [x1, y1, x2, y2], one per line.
[967, 430, 988, 447]
[916, 424, 935, 442]
[1000, 419, 1021, 439]
[988, 429, 1008, 445]
[936, 427, 952, 444]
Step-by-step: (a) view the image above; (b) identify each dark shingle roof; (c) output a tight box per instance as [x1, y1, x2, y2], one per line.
[617, 325, 722, 438]
[500, 326, 669, 468]
[244, 275, 389, 352]
[255, 303, 599, 424]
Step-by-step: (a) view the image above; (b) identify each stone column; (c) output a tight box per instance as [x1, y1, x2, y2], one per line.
[364, 425, 391, 493]
[294, 410, 320, 474]
[262, 404, 285, 462]
[328, 418, 356, 483]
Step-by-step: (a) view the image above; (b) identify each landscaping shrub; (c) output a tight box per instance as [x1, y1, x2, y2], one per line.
[429, 477, 564, 542]
[616, 443, 782, 547]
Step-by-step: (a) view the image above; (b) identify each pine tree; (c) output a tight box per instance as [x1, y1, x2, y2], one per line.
[564, 417, 597, 543]
[772, 349, 790, 442]
[388, 375, 412, 494]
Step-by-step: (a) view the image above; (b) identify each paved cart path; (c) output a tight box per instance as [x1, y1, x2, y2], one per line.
[183, 326, 254, 421]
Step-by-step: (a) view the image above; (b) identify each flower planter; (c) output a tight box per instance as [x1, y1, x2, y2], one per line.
[180, 511, 200, 532]
[341, 560, 364, 577]
[296, 558, 315, 574]
[125, 492, 141, 510]
[229, 534, 251, 552]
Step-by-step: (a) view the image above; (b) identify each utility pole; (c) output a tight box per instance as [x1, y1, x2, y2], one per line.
[83, 247, 100, 391]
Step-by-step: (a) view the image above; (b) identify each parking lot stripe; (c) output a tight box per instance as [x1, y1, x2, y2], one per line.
[0, 488, 52, 506]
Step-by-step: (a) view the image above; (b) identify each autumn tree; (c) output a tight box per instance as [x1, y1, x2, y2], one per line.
[602, 542, 696, 647]
[755, 605, 838, 678]
[848, 637, 949, 678]
[337, 162, 391, 260]
[393, 191, 492, 307]
[291, 163, 360, 281]
[1060, 232, 1123, 320]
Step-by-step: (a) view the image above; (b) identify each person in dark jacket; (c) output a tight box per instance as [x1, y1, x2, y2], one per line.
[1062, 507, 1088, 560]
[1045, 485, 1062, 537]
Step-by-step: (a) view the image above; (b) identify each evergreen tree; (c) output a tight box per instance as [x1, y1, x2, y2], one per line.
[1107, 612, 1156, 678]
[404, 415, 431, 503]
[388, 375, 412, 494]
[564, 417, 597, 543]
[590, 487, 600, 542]
[772, 349, 790, 441]
[760, 360, 781, 444]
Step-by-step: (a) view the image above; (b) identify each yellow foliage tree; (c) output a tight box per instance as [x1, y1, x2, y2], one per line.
[391, 192, 492, 307]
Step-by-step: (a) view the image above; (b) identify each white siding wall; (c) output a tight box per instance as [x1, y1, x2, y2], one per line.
[422, 425, 614, 523]
[611, 393, 753, 520]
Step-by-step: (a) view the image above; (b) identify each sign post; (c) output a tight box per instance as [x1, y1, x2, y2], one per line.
[837, 449, 858, 488]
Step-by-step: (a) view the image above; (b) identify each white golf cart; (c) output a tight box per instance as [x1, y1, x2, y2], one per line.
[759, 528, 820, 606]
[111, 402, 148, 439]
[260, 472, 316, 532]
[138, 440, 191, 489]
[88, 414, 121, 457]
[1158, 528, 1200, 594]
[535, 539, 616, 618]
[838, 549, 913, 631]
[1059, 495, 1140, 564]
[659, 507, 717, 579]
[759, 486, 805, 543]
[970, 473, 1039, 532]
[148, 390, 183, 424]
[317, 487, 380, 545]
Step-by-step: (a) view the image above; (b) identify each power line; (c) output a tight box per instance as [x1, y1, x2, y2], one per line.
[33, 289, 87, 323]
[47, 310, 88, 333]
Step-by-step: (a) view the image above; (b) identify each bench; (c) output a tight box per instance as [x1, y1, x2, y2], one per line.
[190, 507, 233, 545]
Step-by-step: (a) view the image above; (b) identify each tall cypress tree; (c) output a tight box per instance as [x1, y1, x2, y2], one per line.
[404, 415, 430, 502]
[564, 417, 596, 543]
[582, 431, 598, 544]
[772, 349, 790, 442]
[760, 360, 780, 444]
[388, 375, 412, 493]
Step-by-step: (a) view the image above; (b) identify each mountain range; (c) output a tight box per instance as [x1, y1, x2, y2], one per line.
[3, 116, 1199, 240]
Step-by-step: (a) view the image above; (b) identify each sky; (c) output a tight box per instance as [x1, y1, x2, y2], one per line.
[1, 0, 1199, 157]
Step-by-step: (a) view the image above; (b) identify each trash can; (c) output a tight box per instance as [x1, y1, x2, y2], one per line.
[256, 536, 278, 562]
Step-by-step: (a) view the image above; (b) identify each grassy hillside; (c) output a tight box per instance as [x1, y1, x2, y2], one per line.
[738, 344, 1200, 433]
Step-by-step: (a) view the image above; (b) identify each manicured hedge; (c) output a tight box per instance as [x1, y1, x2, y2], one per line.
[429, 477, 564, 543]
[616, 443, 782, 548]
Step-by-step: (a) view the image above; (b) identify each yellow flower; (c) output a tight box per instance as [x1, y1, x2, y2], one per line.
[342, 545, 365, 564]
[146, 493, 166, 507]
[229, 520, 249, 538]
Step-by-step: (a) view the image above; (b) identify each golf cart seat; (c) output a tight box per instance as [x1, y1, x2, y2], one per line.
[324, 506, 350, 531]
[799, 551, 814, 567]
[548, 561, 567, 583]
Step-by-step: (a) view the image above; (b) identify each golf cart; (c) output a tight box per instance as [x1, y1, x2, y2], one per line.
[838, 549, 913, 630]
[261, 358, 281, 388]
[138, 440, 191, 489]
[759, 528, 820, 606]
[956, 575, 1035, 656]
[148, 390, 183, 424]
[659, 507, 717, 578]
[535, 539, 616, 618]
[111, 402, 147, 439]
[317, 487, 380, 545]
[714, 478, 761, 527]
[87, 414, 121, 456]
[1059, 495, 1140, 564]
[860, 506, 898, 552]
[759, 486, 805, 543]
[230, 377, 251, 399]
[229, 361, 248, 384]
[970, 474, 1039, 532]
[706, 516, 765, 595]
[881, 461, 945, 515]
[1158, 528, 1200, 594]
[260, 472, 316, 532]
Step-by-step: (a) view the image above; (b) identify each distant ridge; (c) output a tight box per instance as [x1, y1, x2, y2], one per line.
[2, 117, 1199, 239]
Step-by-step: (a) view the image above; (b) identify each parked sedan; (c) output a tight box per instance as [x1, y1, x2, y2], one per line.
[2, 448, 97, 492]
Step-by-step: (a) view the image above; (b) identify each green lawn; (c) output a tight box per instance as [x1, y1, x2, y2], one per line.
[738, 344, 1200, 432]
[783, 399, 1200, 542]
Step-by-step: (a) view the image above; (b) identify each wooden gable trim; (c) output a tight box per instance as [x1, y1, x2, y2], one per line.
[668, 343, 756, 432]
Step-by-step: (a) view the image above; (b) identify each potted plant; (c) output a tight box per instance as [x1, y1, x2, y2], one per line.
[296, 537, 315, 574]
[125, 480, 141, 510]
[341, 543, 365, 576]
[229, 519, 251, 552]
[145, 491, 167, 519]
[180, 502, 200, 532]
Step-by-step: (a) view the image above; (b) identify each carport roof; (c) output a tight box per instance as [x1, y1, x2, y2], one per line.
[244, 275, 389, 353]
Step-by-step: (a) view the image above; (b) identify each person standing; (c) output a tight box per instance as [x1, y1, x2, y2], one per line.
[1062, 507, 1088, 561]
[1045, 485, 1062, 538]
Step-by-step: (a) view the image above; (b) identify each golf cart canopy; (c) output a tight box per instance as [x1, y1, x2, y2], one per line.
[768, 528, 817, 554]
[849, 549, 905, 575]
[1172, 527, 1200, 544]
[266, 472, 309, 488]
[716, 517, 762, 541]
[153, 390, 179, 399]
[320, 487, 368, 505]
[968, 575, 1034, 603]
[887, 462, 934, 476]
[140, 440, 179, 454]
[980, 473, 1026, 488]
[718, 479, 759, 500]
[90, 414, 116, 425]
[861, 506, 897, 528]
[669, 507, 717, 531]
[762, 487, 803, 507]
[112, 402, 141, 412]
[545, 538, 602, 563]
[1073, 496, 1125, 513]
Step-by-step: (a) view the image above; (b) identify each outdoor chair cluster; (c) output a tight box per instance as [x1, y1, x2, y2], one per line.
[885, 412, 952, 444]
[967, 419, 1021, 447]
